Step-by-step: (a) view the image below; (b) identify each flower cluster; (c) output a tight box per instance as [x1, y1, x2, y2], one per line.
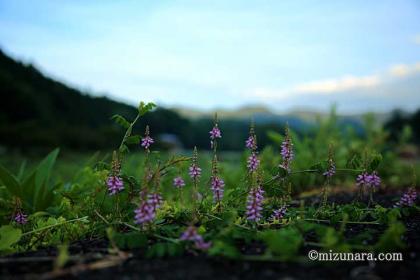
[210, 115, 222, 149]
[245, 124, 260, 173]
[106, 151, 124, 195]
[247, 152, 260, 172]
[14, 211, 28, 225]
[209, 126, 221, 140]
[246, 186, 264, 222]
[148, 193, 163, 210]
[180, 226, 212, 250]
[356, 171, 381, 188]
[173, 176, 186, 188]
[323, 162, 336, 178]
[189, 147, 202, 180]
[189, 164, 202, 180]
[280, 126, 294, 171]
[211, 176, 225, 203]
[245, 135, 256, 150]
[134, 192, 163, 225]
[141, 125, 154, 150]
[106, 175, 124, 195]
[270, 206, 287, 221]
[395, 188, 417, 207]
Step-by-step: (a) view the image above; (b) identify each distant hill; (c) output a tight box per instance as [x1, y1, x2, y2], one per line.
[3, 49, 412, 152]
[173, 104, 391, 125]
[0, 49, 190, 151]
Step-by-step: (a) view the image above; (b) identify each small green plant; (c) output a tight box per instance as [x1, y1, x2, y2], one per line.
[0, 148, 60, 213]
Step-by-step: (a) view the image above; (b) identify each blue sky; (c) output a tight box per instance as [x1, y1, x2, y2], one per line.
[0, 0, 419, 113]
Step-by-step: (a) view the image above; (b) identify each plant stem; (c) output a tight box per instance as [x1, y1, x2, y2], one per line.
[118, 113, 140, 153]
[22, 216, 89, 237]
[304, 218, 380, 225]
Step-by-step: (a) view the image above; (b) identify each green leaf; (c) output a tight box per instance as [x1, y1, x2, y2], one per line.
[267, 130, 283, 144]
[17, 161, 27, 181]
[0, 225, 22, 253]
[309, 161, 328, 174]
[369, 153, 382, 172]
[258, 228, 303, 260]
[111, 114, 130, 129]
[0, 164, 22, 197]
[20, 171, 37, 210]
[125, 135, 140, 145]
[120, 144, 129, 154]
[34, 149, 59, 211]
[138, 102, 156, 116]
[346, 153, 362, 169]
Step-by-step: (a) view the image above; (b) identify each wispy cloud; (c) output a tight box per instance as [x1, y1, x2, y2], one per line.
[249, 62, 420, 101]
[388, 62, 420, 77]
[292, 75, 380, 94]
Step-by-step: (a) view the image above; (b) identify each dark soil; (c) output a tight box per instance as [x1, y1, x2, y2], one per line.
[1, 192, 419, 280]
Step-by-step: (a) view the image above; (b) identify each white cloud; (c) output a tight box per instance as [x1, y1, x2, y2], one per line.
[388, 63, 420, 78]
[293, 75, 380, 94]
[247, 62, 420, 101]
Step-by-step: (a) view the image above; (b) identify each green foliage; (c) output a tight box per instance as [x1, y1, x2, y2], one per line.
[375, 222, 406, 251]
[113, 232, 148, 249]
[0, 149, 60, 212]
[258, 227, 303, 260]
[208, 240, 241, 258]
[0, 225, 22, 254]
[0, 99, 418, 263]
[111, 114, 130, 129]
[138, 102, 156, 116]
[319, 227, 351, 252]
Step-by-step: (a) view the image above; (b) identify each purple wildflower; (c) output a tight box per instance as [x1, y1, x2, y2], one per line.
[270, 206, 287, 221]
[356, 172, 370, 187]
[106, 175, 124, 195]
[209, 126, 222, 140]
[245, 136, 256, 150]
[280, 129, 294, 171]
[173, 176, 186, 188]
[323, 163, 336, 178]
[370, 171, 381, 188]
[180, 226, 212, 250]
[14, 211, 28, 225]
[210, 176, 225, 203]
[134, 201, 155, 225]
[141, 125, 154, 150]
[189, 164, 202, 180]
[395, 188, 417, 207]
[356, 172, 381, 188]
[247, 152, 260, 172]
[246, 186, 264, 222]
[147, 192, 163, 210]
[141, 136, 154, 150]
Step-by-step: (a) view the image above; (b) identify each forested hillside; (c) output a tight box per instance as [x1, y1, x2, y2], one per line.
[0, 50, 305, 151]
[0, 50, 195, 150]
[1, 49, 418, 152]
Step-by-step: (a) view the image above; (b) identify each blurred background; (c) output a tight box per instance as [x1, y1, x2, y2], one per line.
[0, 0, 419, 185]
